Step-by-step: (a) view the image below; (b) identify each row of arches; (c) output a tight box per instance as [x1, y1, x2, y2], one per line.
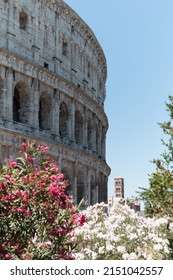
[61, 167, 107, 205]
[0, 78, 107, 157]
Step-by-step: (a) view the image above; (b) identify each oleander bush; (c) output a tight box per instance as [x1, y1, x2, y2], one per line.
[72, 201, 173, 260]
[0, 141, 84, 260]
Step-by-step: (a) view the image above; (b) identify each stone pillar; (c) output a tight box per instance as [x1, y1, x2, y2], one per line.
[6, 2, 15, 49]
[69, 100, 75, 142]
[84, 167, 90, 205]
[83, 107, 87, 147]
[92, 114, 96, 152]
[73, 160, 78, 204]
[98, 121, 102, 155]
[30, 78, 39, 128]
[52, 90, 59, 135]
[102, 127, 106, 158]
[5, 68, 13, 120]
[95, 171, 99, 203]
[1, 88, 7, 118]
[103, 175, 108, 203]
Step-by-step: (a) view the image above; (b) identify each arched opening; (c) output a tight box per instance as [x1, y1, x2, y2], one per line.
[13, 82, 30, 124]
[62, 40, 68, 56]
[19, 11, 28, 30]
[75, 110, 83, 145]
[39, 93, 52, 131]
[13, 87, 20, 122]
[59, 102, 69, 138]
[87, 117, 92, 150]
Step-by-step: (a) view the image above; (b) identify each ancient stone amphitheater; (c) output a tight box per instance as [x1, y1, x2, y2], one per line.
[0, 0, 110, 205]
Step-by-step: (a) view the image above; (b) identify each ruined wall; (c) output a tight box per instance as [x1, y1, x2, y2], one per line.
[0, 0, 110, 204]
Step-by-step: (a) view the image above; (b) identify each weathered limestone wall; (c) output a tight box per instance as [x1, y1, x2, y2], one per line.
[0, 0, 110, 204]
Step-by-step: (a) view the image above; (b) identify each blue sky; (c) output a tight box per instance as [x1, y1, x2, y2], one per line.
[64, 0, 173, 199]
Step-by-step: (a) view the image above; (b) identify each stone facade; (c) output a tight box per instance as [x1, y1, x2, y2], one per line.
[0, 0, 110, 204]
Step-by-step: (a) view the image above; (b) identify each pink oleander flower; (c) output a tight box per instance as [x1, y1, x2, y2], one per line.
[9, 160, 17, 168]
[23, 210, 30, 217]
[16, 207, 23, 213]
[14, 190, 20, 196]
[57, 173, 64, 181]
[22, 142, 27, 147]
[5, 253, 12, 260]
[0, 182, 6, 191]
[40, 182, 46, 188]
[48, 185, 59, 196]
[22, 190, 29, 198]
[78, 213, 86, 226]
[50, 175, 57, 181]
[44, 145, 48, 152]
[27, 156, 33, 164]
[57, 227, 63, 235]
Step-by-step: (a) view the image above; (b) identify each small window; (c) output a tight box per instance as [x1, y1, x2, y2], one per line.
[62, 41, 68, 56]
[19, 11, 28, 30]
[44, 62, 49, 69]
[71, 25, 74, 33]
[87, 62, 91, 78]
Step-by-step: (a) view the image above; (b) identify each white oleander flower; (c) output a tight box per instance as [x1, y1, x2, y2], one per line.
[117, 246, 126, 254]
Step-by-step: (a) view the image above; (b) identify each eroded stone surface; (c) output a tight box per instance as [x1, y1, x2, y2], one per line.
[0, 0, 110, 204]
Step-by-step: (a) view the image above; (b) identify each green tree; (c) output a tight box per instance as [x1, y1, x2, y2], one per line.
[139, 96, 173, 258]
[139, 96, 173, 218]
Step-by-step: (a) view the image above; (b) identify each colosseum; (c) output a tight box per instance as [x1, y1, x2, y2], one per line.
[0, 0, 110, 205]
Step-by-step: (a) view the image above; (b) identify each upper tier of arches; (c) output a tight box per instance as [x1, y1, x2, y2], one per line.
[0, 0, 107, 106]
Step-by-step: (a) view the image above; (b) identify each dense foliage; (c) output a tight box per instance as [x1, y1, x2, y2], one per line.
[73, 201, 173, 260]
[0, 141, 84, 260]
[139, 96, 173, 218]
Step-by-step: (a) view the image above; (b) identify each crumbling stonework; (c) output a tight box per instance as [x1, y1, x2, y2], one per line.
[0, 0, 110, 204]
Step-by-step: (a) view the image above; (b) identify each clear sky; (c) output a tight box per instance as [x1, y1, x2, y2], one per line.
[64, 0, 173, 199]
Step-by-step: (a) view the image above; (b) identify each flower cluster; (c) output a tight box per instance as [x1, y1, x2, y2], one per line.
[72, 201, 173, 260]
[0, 141, 82, 260]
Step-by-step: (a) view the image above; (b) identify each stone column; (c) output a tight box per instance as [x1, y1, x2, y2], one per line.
[30, 78, 39, 129]
[1, 88, 7, 118]
[69, 100, 75, 142]
[52, 90, 59, 136]
[92, 114, 96, 152]
[103, 175, 108, 203]
[98, 121, 102, 155]
[73, 160, 78, 204]
[5, 68, 13, 120]
[102, 127, 106, 158]
[85, 167, 90, 205]
[83, 107, 87, 148]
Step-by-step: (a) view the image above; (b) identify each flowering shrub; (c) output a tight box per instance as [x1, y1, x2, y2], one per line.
[0, 141, 83, 260]
[73, 201, 173, 260]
